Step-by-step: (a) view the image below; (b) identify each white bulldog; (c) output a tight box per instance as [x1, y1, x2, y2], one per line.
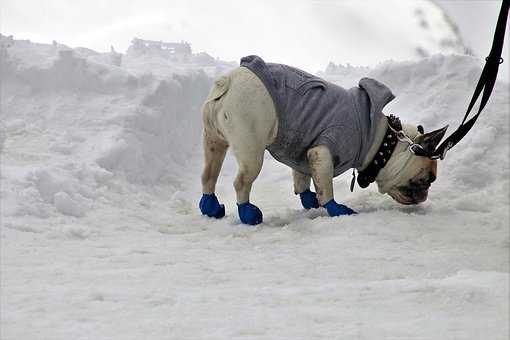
[199, 65, 447, 225]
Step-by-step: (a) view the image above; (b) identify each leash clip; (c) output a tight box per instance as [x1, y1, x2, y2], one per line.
[395, 129, 431, 158]
[396, 130, 413, 144]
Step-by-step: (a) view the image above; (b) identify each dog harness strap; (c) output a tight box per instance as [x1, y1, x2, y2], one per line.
[356, 115, 401, 189]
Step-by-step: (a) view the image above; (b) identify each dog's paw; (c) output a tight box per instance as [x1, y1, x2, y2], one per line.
[237, 202, 263, 225]
[299, 189, 320, 210]
[323, 199, 357, 217]
[199, 194, 225, 219]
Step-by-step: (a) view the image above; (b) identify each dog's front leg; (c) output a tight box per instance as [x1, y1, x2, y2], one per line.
[293, 170, 319, 209]
[307, 146, 356, 216]
[306, 146, 334, 205]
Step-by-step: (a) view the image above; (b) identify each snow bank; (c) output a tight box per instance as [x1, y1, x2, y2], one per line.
[96, 71, 213, 184]
[1, 36, 220, 219]
[2, 35, 508, 220]
[1, 38, 136, 93]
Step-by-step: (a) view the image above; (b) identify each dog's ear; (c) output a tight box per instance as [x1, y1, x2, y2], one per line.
[415, 125, 448, 152]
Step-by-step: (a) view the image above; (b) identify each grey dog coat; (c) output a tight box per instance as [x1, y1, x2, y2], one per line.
[240, 55, 395, 177]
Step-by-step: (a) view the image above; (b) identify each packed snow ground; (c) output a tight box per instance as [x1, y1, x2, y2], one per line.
[1, 36, 509, 340]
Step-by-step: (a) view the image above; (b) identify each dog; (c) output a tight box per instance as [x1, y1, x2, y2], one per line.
[199, 56, 447, 225]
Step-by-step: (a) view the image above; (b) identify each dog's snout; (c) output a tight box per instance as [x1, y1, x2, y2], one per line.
[428, 172, 436, 184]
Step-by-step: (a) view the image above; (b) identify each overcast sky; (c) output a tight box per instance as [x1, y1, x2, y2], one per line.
[434, 1, 507, 55]
[1, 0, 507, 76]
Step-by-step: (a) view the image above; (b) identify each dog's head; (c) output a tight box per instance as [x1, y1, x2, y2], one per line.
[375, 124, 447, 205]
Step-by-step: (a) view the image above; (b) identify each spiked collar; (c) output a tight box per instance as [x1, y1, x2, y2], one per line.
[356, 115, 401, 189]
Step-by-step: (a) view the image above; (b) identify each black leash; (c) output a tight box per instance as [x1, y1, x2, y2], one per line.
[431, 0, 509, 160]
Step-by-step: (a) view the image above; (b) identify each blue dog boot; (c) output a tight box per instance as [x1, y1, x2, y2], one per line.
[323, 199, 357, 217]
[237, 202, 263, 225]
[199, 193, 225, 219]
[299, 189, 320, 209]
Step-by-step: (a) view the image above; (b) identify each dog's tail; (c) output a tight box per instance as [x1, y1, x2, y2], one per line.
[202, 75, 231, 136]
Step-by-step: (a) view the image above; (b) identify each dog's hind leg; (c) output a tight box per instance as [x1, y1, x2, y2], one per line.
[232, 144, 264, 204]
[223, 105, 268, 225]
[199, 130, 229, 219]
[231, 141, 265, 225]
[201, 131, 228, 194]
[213, 67, 276, 225]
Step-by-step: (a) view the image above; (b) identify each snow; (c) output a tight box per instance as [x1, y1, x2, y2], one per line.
[1, 35, 509, 340]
